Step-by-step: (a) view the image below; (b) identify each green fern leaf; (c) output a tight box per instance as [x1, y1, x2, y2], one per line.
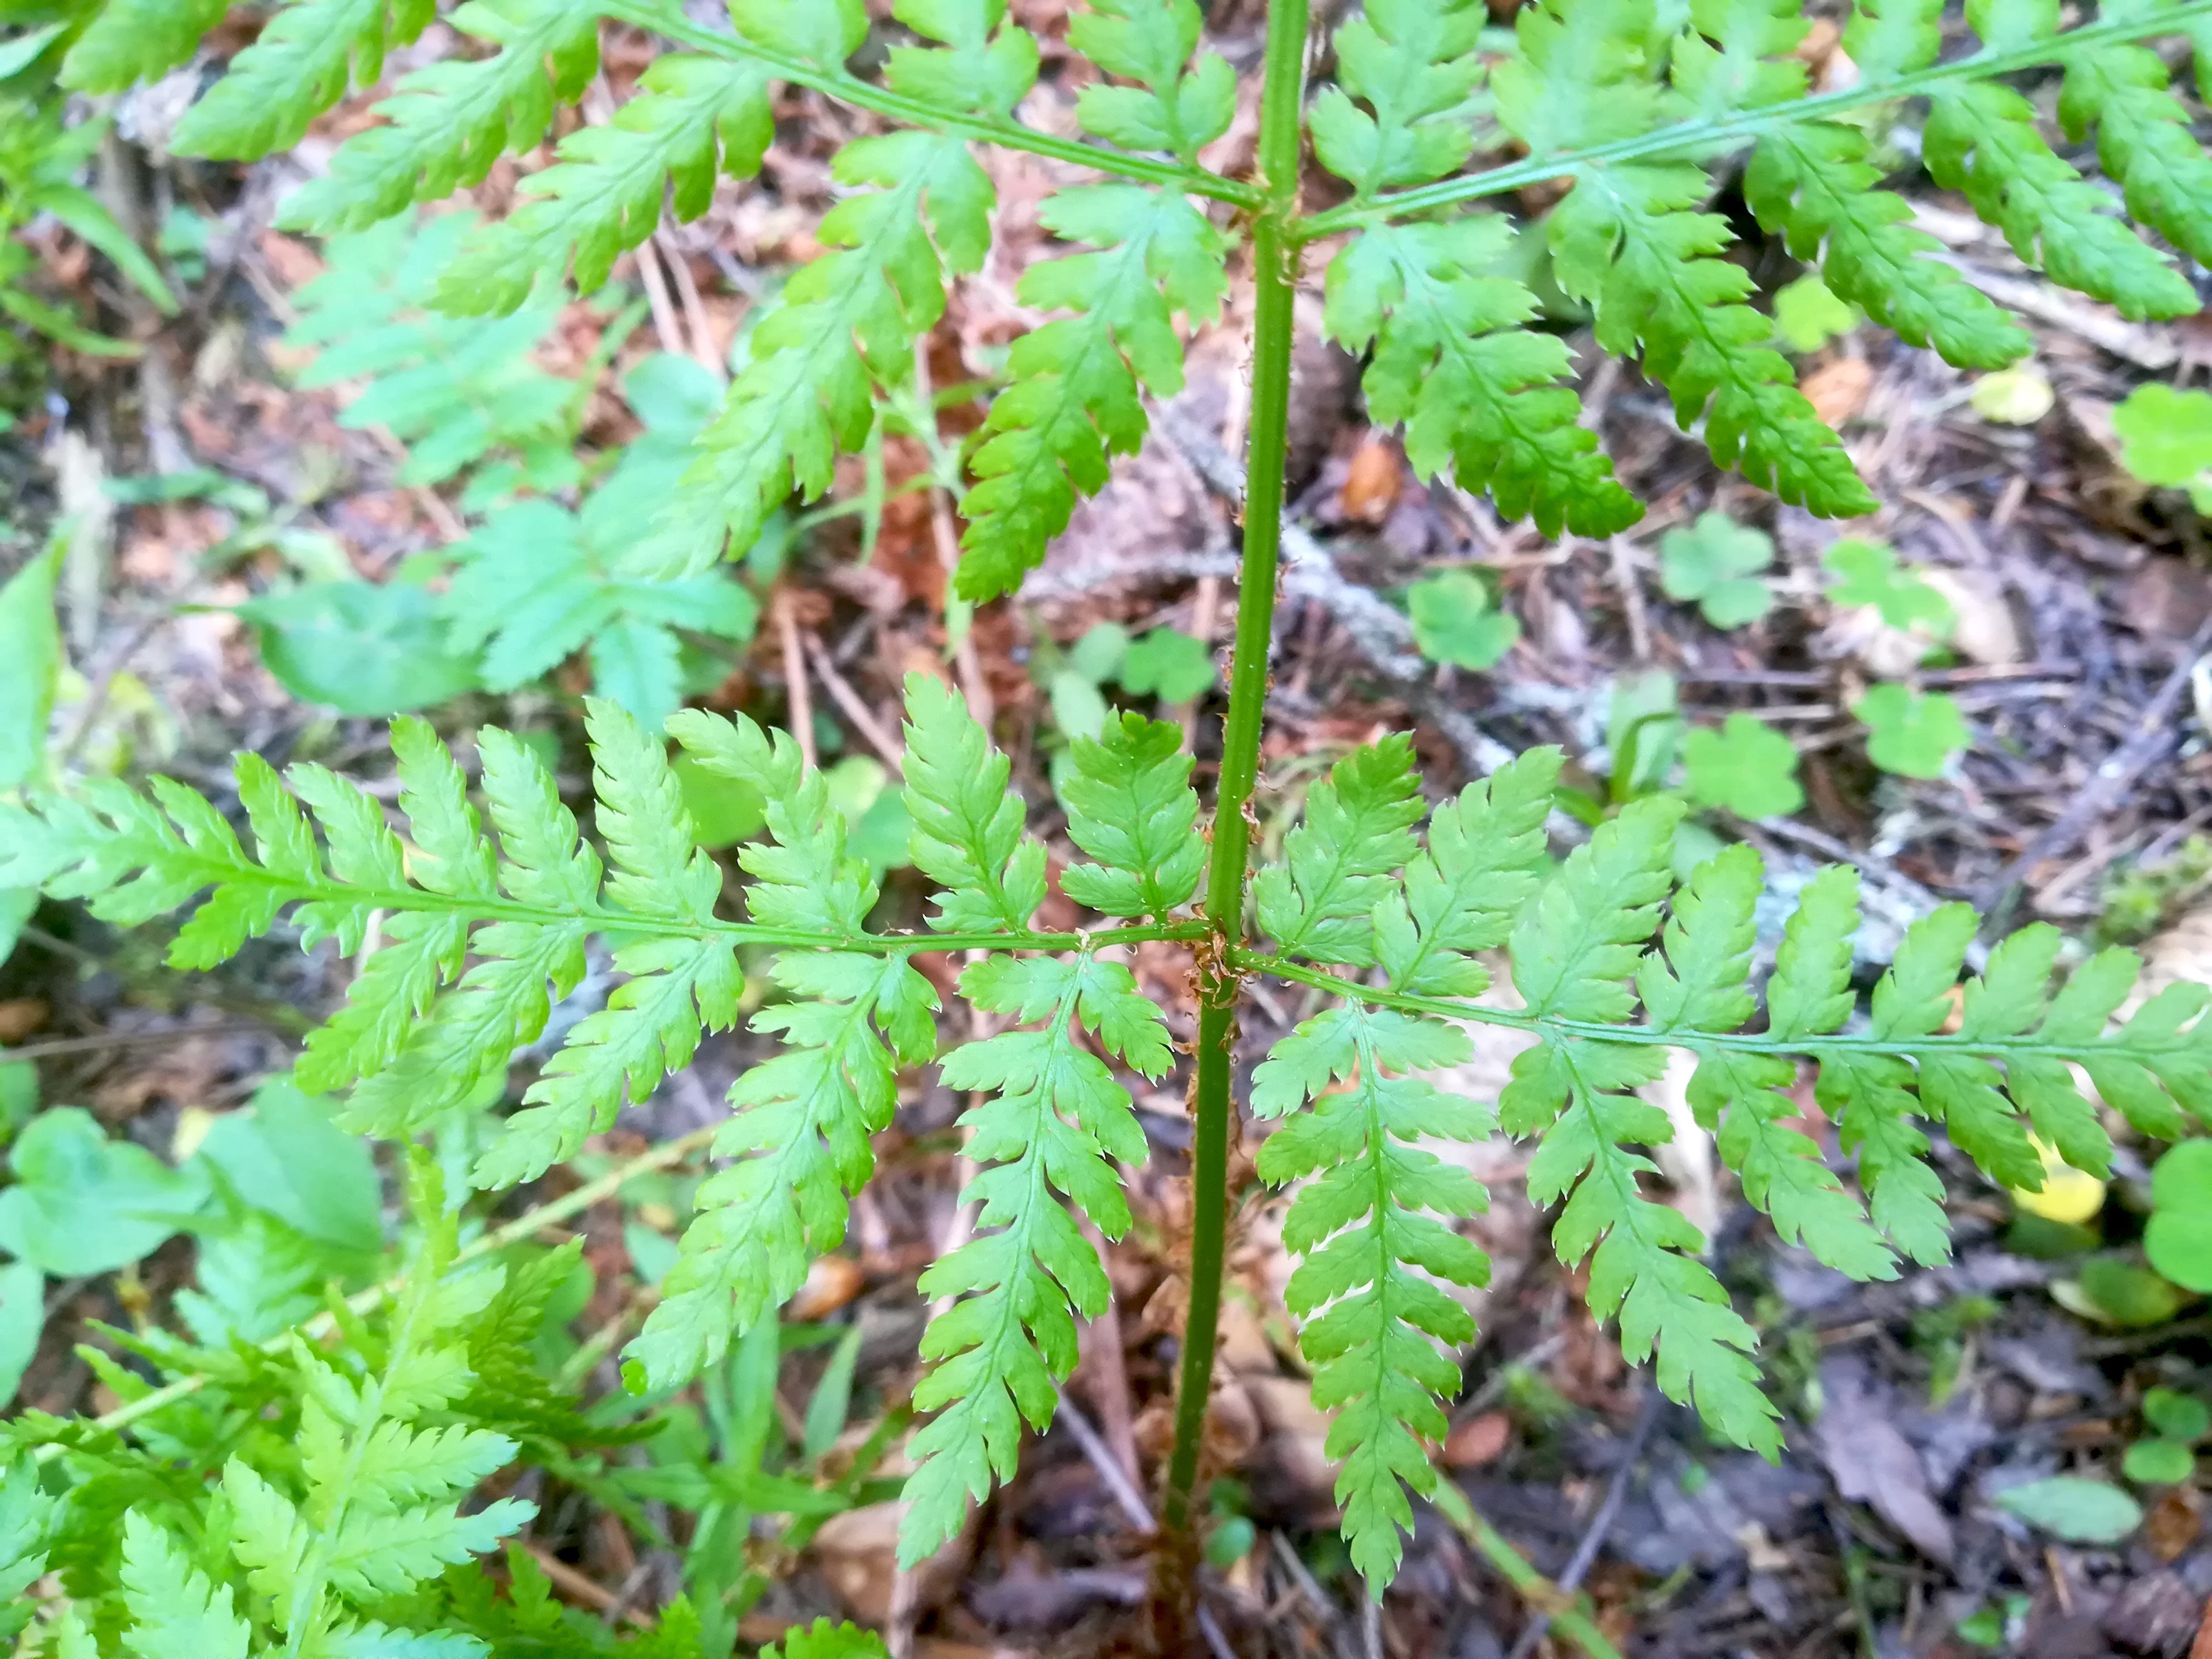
[1925, 0, 2198, 322]
[1501, 798, 1783, 1454]
[0, 1456, 53, 1639]
[1310, 0, 1482, 196]
[1747, 125, 2033, 369]
[1252, 1004, 1492, 1586]
[955, 185, 1230, 601]
[474, 702, 739, 1188]
[900, 952, 1168, 1564]
[438, 54, 776, 315]
[763, 1619, 894, 1659]
[1255, 735, 1424, 966]
[58, 0, 228, 93]
[1069, 0, 1235, 163]
[2059, 40, 2212, 268]
[1374, 745, 1559, 998]
[172, 0, 436, 160]
[1059, 710, 1205, 919]
[120, 1511, 252, 1659]
[628, 707, 934, 1387]
[1326, 217, 1640, 542]
[1548, 163, 1877, 517]
[279, 0, 605, 237]
[902, 672, 1049, 935]
[632, 951, 936, 1387]
[890, 0, 1042, 118]
[634, 131, 992, 579]
[1647, 846, 1896, 1278]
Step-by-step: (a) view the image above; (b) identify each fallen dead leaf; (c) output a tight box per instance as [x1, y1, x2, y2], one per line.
[1443, 1410, 1511, 1469]
[1814, 1358, 1955, 1564]
[2145, 1484, 2203, 1563]
[2118, 558, 2212, 642]
[813, 1501, 969, 1626]
[0, 1000, 51, 1044]
[787, 1254, 865, 1321]
[1801, 356, 1873, 426]
[1920, 567, 2022, 665]
[1341, 437, 1401, 524]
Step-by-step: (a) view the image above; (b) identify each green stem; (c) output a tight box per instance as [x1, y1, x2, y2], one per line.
[604, 0, 1262, 207]
[1233, 945, 2160, 1067]
[1292, 0, 2212, 236]
[1161, 0, 1308, 1544]
[1429, 1480, 1627, 1659]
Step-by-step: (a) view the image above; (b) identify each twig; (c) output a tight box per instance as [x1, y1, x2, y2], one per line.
[1503, 1392, 1659, 1659]
[523, 1541, 656, 1630]
[910, 336, 995, 729]
[1428, 1481, 1626, 1659]
[1606, 536, 1650, 663]
[1054, 1387, 1156, 1535]
[801, 630, 905, 776]
[3, 1020, 280, 1062]
[775, 590, 817, 771]
[654, 226, 724, 380]
[1970, 617, 2212, 913]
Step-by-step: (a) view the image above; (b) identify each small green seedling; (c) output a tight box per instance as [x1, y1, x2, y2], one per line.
[1658, 511, 1776, 629]
[2123, 1387, 2207, 1485]
[2112, 384, 2212, 513]
[1853, 683, 1967, 779]
[1408, 567, 1520, 669]
[1823, 538, 1956, 637]
[1770, 272, 1858, 354]
[1119, 625, 1217, 702]
[1993, 1474, 2144, 1544]
[1682, 713, 1804, 819]
[2146, 1141, 2212, 1295]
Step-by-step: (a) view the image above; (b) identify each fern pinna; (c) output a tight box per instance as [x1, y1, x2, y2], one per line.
[12, 689, 2212, 1586]
[14, 0, 2212, 1611]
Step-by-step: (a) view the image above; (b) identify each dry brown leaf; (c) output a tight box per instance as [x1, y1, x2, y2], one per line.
[0, 1001, 51, 1044]
[2119, 559, 2212, 642]
[813, 1501, 969, 1625]
[1920, 567, 2022, 665]
[1442, 1410, 1511, 1469]
[2145, 1485, 2203, 1563]
[1341, 438, 1401, 524]
[1801, 357, 1873, 426]
[787, 1254, 865, 1321]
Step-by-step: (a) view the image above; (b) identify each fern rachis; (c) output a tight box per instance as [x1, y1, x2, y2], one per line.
[9, 0, 2212, 1622]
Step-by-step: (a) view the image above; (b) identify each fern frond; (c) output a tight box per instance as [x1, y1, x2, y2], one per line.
[171, 0, 437, 160]
[1252, 1005, 1492, 1586]
[438, 54, 776, 315]
[1374, 746, 1559, 999]
[120, 1511, 252, 1659]
[1069, 0, 1235, 164]
[1500, 796, 1785, 1453]
[279, 0, 606, 237]
[633, 128, 993, 578]
[1645, 846, 1898, 1279]
[1059, 710, 1205, 920]
[954, 184, 1230, 600]
[476, 702, 741, 1187]
[1312, 0, 1483, 198]
[627, 706, 935, 1388]
[1324, 217, 1640, 540]
[0, 1457, 55, 1641]
[902, 672, 1049, 935]
[58, 0, 228, 93]
[1254, 735, 1424, 967]
[900, 951, 1171, 1563]
[1548, 161, 1876, 516]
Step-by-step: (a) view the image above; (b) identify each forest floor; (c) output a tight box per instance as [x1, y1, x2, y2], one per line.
[6, 4, 2212, 1657]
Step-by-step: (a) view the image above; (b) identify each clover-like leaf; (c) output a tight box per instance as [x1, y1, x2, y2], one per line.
[1658, 511, 1776, 629]
[2111, 384, 2212, 491]
[1683, 714, 1804, 819]
[1771, 272, 1858, 354]
[1823, 539, 1955, 637]
[1408, 569, 1520, 670]
[1118, 627, 1215, 702]
[1853, 684, 1967, 779]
